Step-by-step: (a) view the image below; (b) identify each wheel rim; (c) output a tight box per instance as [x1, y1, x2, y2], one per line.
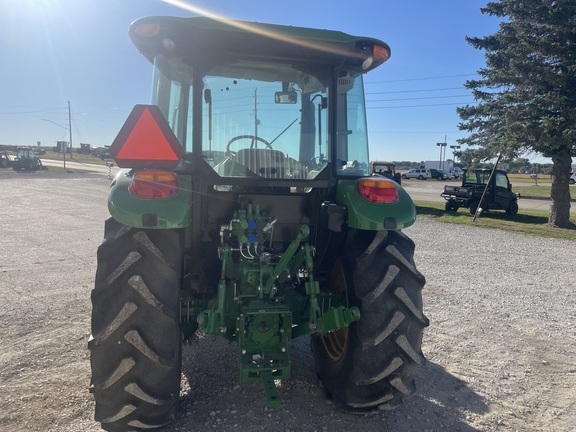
[321, 260, 348, 362]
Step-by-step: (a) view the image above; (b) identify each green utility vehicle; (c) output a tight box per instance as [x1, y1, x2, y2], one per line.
[441, 169, 519, 215]
[89, 16, 428, 431]
[12, 148, 45, 171]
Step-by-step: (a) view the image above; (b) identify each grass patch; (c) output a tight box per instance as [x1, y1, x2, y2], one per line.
[413, 200, 576, 241]
[512, 184, 575, 200]
[42, 166, 95, 174]
[513, 185, 553, 199]
[40, 151, 111, 165]
[508, 174, 552, 184]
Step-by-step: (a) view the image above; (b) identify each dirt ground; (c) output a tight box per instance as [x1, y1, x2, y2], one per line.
[0, 172, 574, 431]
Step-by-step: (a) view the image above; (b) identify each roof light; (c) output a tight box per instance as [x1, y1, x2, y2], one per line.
[129, 170, 178, 199]
[373, 44, 390, 61]
[361, 57, 374, 70]
[162, 38, 176, 52]
[134, 22, 161, 36]
[356, 177, 399, 203]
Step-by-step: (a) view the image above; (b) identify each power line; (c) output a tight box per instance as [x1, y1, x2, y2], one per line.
[367, 94, 472, 103]
[367, 101, 476, 109]
[0, 107, 66, 115]
[369, 130, 463, 134]
[366, 86, 465, 95]
[365, 73, 477, 84]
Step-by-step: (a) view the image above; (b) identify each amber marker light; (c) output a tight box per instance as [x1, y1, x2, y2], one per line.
[134, 22, 161, 36]
[129, 170, 179, 199]
[356, 177, 399, 203]
[373, 44, 390, 61]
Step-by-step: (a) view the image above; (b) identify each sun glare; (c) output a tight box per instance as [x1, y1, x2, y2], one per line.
[159, 0, 354, 58]
[20, 0, 53, 14]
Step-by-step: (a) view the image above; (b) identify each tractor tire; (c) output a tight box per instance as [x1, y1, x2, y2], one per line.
[469, 200, 479, 215]
[311, 229, 428, 413]
[506, 201, 519, 215]
[89, 218, 182, 431]
[444, 201, 458, 212]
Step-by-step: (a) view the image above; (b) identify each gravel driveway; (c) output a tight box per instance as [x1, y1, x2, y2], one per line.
[0, 171, 574, 431]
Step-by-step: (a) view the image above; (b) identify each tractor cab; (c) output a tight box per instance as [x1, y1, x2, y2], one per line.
[120, 17, 390, 187]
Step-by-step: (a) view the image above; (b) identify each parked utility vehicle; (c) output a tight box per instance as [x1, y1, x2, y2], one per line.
[89, 16, 428, 431]
[441, 169, 519, 215]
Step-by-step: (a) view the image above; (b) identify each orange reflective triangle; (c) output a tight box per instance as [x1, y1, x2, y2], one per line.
[111, 105, 183, 168]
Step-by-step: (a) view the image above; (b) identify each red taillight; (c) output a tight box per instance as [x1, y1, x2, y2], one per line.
[129, 170, 178, 199]
[356, 178, 399, 203]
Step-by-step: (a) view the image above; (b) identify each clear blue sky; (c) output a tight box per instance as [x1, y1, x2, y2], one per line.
[0, 0, 545, 163]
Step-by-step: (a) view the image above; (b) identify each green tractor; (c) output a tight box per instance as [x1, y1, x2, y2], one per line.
[12, 148, 45, 171]
[89, 16, 428, 431]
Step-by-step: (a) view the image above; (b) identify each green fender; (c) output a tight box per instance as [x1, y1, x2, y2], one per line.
[107, 169, 191, 229]
[335, 179, 416, 230]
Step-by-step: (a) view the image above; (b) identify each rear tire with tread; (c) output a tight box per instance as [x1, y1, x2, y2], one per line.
[311, 229, 428, 412]
[445, 201, 458, 212]
[89, 218, 182, 431]
[506, 201, 519, 215]
[469, 200, 479, 215]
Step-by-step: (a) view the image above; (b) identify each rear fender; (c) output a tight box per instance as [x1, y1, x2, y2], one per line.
[107, 169, 191, 229]
[335, 179, 416, 230]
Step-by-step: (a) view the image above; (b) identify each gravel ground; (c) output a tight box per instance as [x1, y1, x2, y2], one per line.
[0, 171, 575, 431]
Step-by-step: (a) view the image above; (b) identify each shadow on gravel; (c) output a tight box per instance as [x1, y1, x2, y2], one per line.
[172, 337, 488, 431]
[389, 360, 487, 431]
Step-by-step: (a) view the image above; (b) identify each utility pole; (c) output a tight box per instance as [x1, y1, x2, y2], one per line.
[450, 145, 461, 165]
[442, 135, 447, 170]
[68, 100, 73, 155]
[436, 137, 447, 171]
[41, 101, 73, 171]
[254, 88, 258, 146]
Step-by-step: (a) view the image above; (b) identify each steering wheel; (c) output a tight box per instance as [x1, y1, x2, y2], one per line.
[226, 135, 273, 155]
[351, 159, 368, 172]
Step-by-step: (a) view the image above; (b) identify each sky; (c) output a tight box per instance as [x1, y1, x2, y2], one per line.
[0, 0, 548, 163]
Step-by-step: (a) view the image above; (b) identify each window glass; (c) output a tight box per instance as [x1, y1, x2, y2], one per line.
[336, 75, 370, 177]
[201, 61, 329, 180]
[495, 172, 508, 188]
[152, 56, 192, 152]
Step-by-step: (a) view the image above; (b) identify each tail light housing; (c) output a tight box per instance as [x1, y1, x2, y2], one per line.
[129, 170, 178, 199]
[356, 178, 399, 203]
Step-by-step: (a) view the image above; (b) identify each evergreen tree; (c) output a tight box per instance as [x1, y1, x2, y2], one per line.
[457, 0, 576, 227]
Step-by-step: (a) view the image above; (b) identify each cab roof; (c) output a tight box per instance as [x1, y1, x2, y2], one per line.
[129, 16, 390, 72]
